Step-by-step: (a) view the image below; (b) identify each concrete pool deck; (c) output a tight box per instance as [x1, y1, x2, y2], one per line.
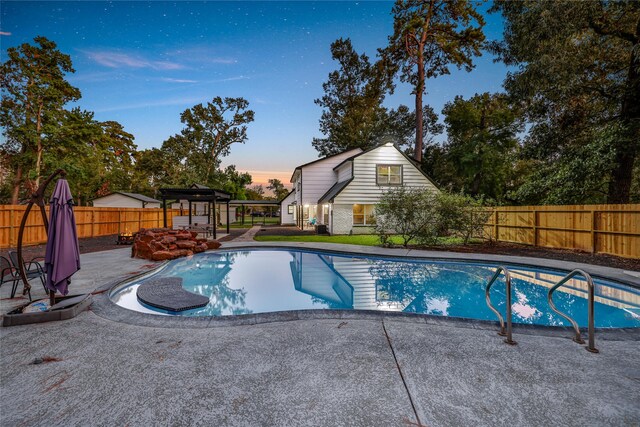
[1, 244, 639, 426]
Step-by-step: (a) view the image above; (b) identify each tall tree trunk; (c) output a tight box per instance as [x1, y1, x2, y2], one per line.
[10, 165, 23, 204]
[414, 57, 425, 162]
[607, 24, 639, 204]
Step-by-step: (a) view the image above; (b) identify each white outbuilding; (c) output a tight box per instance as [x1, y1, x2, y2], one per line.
[91, 192, 162, 209]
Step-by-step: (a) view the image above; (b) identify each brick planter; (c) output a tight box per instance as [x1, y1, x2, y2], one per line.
[131, 228, 221, 261]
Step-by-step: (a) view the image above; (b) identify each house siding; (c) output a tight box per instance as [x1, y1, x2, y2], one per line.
[333, 144, 438, 205]
[336, 162, 352, 182]
[299, 149, 360, 205]
[280, 191, 296, 225]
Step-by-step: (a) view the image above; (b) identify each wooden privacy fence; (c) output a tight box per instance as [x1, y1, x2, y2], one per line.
[485, 204, 640, 259]
[0, 205, 181, 249]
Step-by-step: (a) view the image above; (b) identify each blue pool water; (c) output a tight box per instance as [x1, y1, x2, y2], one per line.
[111, 249, 640, 328]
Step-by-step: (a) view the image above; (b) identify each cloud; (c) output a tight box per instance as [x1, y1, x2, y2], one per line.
[216, 75, 249, 82]
[83, 50, 184, 70]
[160, 77, 198, 84]
[0, 31, 11, 36]
[94, 96, 206, 113]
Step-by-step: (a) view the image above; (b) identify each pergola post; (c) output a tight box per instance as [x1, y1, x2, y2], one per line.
[188, 200, 192, 226]
[226, 201, 230, 234]
[213, 197, 217, 240]
[162, 197, 167, 228]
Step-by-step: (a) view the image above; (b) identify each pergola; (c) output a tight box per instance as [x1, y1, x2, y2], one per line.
[159, 187, 231, 239]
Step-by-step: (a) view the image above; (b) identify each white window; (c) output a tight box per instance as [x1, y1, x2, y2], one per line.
[288, 205, 294, 214]
[376, 164, 402, 185]
[353, 204, 376, 225]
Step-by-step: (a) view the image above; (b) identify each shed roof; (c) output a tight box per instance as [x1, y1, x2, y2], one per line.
[93, 192, 161, 204]
[159, 187, 231, 202]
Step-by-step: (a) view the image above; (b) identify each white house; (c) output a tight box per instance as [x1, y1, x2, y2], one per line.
[289, 148, 363, 229]
[289, 142, 438, 234]
[279, 190, 296, 225]
[92, 192, 161, 209]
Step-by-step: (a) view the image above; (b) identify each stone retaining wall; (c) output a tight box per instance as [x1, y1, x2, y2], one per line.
[131, 228, 221, 261]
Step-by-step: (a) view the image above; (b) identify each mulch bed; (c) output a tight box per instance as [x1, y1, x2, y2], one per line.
[411, 241, 640, 271]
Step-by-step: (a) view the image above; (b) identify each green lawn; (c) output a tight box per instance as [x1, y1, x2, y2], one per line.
[253, 234, 476, 246]
[230, 216, 280, 228]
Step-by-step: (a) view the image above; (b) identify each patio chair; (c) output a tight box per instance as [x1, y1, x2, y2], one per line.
[7, 251, 47, 298]
[0, 255, 20, 299]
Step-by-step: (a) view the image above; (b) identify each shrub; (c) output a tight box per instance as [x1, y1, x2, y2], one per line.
[374, 187, 440, 247]
[375, 188, 493, 247]
[436, 193, 493, 244]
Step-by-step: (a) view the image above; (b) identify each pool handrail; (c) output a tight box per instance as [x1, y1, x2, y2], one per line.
[485, 266, 517, 346]
[547, 269, 599, 353]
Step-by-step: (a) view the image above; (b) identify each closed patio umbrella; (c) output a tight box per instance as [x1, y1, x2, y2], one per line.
[44, 178, 80, 301]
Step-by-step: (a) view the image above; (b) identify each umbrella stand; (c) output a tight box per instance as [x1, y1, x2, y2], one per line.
[16, 169, 66, 305]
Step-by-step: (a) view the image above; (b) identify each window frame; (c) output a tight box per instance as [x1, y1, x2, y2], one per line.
[352, 204, 376, 226]
[288, 204, 294, 214]
[376, 164, 403, 186]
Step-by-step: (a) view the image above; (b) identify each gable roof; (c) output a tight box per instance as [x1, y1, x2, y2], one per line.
[95, 192, 161, 204]
[334, 142, 439, 186]
[290, 148, 363, 182]
[319, 142, 440, 202]
[278, 189, 295, 203]
[190, 183, 210, 189]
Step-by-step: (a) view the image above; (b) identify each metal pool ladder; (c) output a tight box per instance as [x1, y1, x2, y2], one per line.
[548, 269, 599, 353]
[485, 266, 517, 345]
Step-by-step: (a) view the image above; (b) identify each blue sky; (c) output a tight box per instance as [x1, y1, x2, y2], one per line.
[1, 1, 509, 187]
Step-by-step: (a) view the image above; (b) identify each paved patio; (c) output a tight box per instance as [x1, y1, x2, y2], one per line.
[1, 243, 639, 426]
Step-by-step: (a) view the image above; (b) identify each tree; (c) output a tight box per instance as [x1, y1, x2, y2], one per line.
[267, 178, 289, 200]
[131, 148, 181, 197]
[175, 97, 255, 181]
[215, 165, 252, 200]
[43, 108, 138, 205]
[491, 0, 640, 203]
[313, 38, 394, 156]
[1, 36, 81, 203]
[384, 0, 485, 162]
[439, 93, 523, 201]
[386, 104, 443, 156]
[245, 185, 264, 200]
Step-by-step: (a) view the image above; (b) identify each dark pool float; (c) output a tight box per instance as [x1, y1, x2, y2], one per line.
[136, 277, 209, 312]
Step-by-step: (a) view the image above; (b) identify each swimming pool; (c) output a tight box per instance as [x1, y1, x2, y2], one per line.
[111, 249, 640, 328]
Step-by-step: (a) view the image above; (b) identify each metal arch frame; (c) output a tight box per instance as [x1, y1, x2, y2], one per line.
[485, 266, 517, 346]
[16, 169, 66, 303]
[547, 269, 599, 353]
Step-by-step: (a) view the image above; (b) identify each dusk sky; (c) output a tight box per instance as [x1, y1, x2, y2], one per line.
[1, 1, 510, 187]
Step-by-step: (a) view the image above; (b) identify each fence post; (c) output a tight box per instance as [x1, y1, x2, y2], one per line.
[591, 210, 597, 254]
[9, 206, 15, 248]
[138, 210, 142, 232]
[532, 208, 538, 247]
[91, 209, 95, 237]
[494, 211, 499, 241]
